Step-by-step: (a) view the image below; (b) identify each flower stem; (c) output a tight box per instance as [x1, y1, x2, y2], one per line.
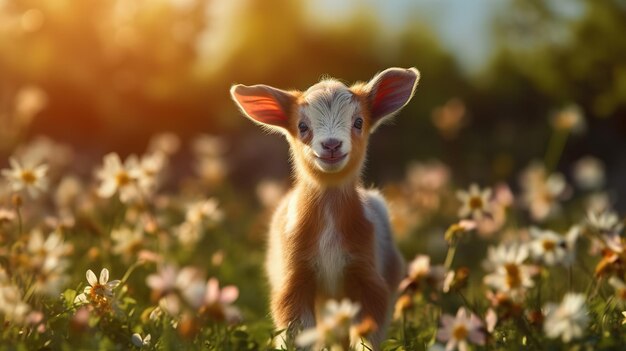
[16, 206, 23, 235]
[443, 243, 457, 270]
[544, 130, 569, 174]
[401, 310, 408, 348]
[457, 291, 480, 317]
[119, 261, 143, 287]
[23, 278, 37, 302]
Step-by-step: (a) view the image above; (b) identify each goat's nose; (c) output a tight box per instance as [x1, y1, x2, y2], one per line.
[321, 138, 342, 151]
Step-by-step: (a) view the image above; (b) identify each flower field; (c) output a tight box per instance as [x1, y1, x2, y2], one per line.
[0, 104, 625, 350]
[2, 1, 626, 350]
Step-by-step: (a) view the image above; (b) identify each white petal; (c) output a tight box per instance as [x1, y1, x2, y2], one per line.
[205, 278, 220, 304]
[98, 180, 118, 198]
[74, 293, 88, 304]
[100, 268, 110, 284]
[34, 163, 48, 175]
[295, 328, 319, 347]
[86, 269, 98, 286]
[9, 158, 22, 171]
[131, 333, 144, 347]
[220, 286, 239, 304]
[104, 153, 123, 171]
[456, 190, 469, 201]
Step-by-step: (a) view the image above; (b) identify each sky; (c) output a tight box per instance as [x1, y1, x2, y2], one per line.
[308, 0, 503, 73]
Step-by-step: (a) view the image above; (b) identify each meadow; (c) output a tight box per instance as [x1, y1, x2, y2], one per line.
[1, 103, 625, 350]
[2, 0, 626, 350]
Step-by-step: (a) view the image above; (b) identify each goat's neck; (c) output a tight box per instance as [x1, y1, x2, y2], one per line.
[293, 173, 361, 207]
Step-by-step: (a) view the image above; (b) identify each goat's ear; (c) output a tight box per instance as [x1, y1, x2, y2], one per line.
[230, 84, 295, 132]
[365, 67, 420, 132]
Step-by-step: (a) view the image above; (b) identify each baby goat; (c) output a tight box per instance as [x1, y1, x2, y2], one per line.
[230, 67, 420, 348]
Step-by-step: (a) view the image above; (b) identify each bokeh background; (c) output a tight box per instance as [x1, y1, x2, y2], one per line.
[2, 0, 626, 203]
[1, 1, 626, 344]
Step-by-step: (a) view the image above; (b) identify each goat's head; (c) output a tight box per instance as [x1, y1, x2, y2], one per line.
[231, 67, 420, 186]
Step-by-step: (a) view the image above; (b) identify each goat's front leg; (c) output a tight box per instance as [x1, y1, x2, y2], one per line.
[271, 264, 317, 347]
[345, 263, 390, 350]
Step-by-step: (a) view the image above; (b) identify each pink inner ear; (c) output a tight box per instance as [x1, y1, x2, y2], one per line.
[232, 86, 291, 128]
[370, 72, 416, 121]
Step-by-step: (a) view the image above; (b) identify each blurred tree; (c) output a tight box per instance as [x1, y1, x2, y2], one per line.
[482, 0, 626, 208]
[0, 0, 207, 152]
[0, 0, 465, 169]
[492, 0, 626, 119]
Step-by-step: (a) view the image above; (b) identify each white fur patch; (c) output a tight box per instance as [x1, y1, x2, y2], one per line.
[284, 190, 300, 235]
[300, 80, 359, 171]
[361, 189, 392, 276]
[266, 196, 290, 291]
[316, 207, 346, 296]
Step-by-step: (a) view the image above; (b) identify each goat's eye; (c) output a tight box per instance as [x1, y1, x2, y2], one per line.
[298, 122, 309, 134]
[353, 118, 363, 130]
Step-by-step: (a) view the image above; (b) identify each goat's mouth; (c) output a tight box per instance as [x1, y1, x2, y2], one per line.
[316, 153, 348, 165]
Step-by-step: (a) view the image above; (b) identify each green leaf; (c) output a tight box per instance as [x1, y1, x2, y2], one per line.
[381, 338, 403, 351]
[62, 289, 77, 307]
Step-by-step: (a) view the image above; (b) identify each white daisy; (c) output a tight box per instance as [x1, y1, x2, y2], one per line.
[483, 243, 535, 297]
[573, 156, 605, 190]
[296, 299, 361, 350]
[111, 227, 144, 261]
[586, 210, 624, 253]
[1, 157, 48, 198]
[543, 293, 588, 342]
[0, 267, 31, 323]
[436, 307, 485, 351]
[135, 152, 167, 194]
[74, 268, 121, 311]
[185, 198, 224, 225]
[131, 333, 151, 347]
[519, 163, 568, 222]
[95, 153, 141, 203]
[26, 230, 71, 295]
[586, 210, 623, 235]
[529, 226, 579, 266]
[456, 184, 492, 220]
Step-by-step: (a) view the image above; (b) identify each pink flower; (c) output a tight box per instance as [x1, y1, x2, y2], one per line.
[437, 307, 485, 351]
[201, 278, 241, 323]
[146, 265, 204, 315]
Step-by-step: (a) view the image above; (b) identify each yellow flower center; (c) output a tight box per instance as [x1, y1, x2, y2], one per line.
[115, 171, 131, 186]
[89, 283, 106, 298]
[542, 240, 556, 252]
[469, 196, 483, 210]
[89, 283, 111, 310]
[554, 113, 578, 130]
[452, 324, 468, 340]
[541, 191, 553, 204]
[20, 170, 37, 184]
[505, 263, 522, 289]
[200, 302, 226, 322]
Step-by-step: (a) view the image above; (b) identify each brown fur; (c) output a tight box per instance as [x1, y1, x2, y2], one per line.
[231, 68, 420, 349]
[268, 87, 395, 347]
